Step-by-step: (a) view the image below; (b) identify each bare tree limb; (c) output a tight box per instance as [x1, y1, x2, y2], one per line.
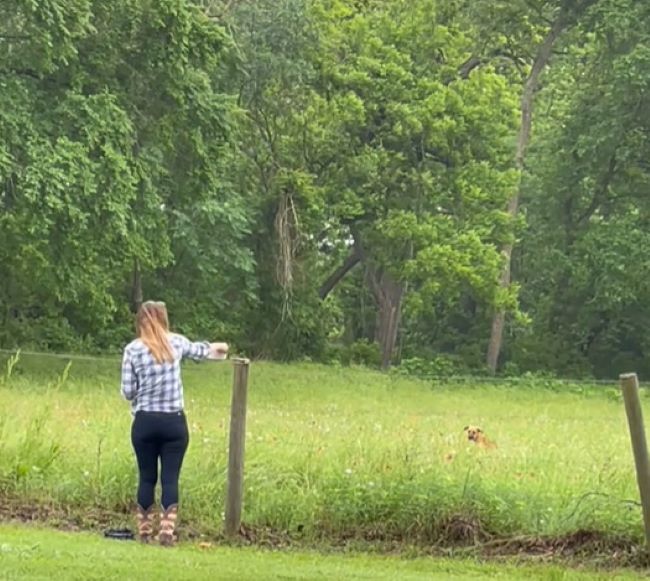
[318, 244, 363, 300]
[317, 222, 371, 300]
[576, 152, 618, 225]
[459, 56, 483, 79]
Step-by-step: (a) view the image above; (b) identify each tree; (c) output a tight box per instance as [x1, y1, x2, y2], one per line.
[311, 0, 519, 368]
[510, 0, 650, 377]
[464, 0, 601, 373]
[0, 0, 251, 348]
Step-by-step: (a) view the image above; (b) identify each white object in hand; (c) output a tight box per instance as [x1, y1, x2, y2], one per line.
[208, 342, 229, 360]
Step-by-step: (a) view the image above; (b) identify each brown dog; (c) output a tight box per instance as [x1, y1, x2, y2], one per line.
[463, 425, 497, 450]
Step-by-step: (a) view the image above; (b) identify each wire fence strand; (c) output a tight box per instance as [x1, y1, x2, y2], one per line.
[1, 347, 644, 387]
[0, 348, 122, 362]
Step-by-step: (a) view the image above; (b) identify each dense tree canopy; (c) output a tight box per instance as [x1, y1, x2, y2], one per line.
[1, 0, 648, 378]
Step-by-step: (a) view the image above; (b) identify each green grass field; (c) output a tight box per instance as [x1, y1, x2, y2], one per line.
[0, 353, 646, 555]
[0, 523, 644, 580]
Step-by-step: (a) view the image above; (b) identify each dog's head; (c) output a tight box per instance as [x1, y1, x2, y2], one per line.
[463, 425, 483, 442]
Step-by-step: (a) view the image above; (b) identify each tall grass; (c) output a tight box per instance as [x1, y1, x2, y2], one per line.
[0, 353, 645, 543]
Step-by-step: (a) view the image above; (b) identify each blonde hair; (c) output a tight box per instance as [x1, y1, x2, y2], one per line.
[136, 301, 174, 364]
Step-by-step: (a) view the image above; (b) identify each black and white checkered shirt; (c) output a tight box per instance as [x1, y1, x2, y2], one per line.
[121, 334, 210, 414]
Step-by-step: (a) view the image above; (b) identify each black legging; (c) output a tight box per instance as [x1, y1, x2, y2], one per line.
[131, 411, 189, 510]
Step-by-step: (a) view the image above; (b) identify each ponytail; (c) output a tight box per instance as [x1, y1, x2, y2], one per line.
[136, 301, 174, 364]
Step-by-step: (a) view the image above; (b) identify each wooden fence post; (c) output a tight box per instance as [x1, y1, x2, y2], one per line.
[620, 372, 650, 550]
[224, 357, 250, 537]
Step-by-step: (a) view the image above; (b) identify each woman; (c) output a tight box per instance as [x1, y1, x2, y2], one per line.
[121, 301, 228, 545]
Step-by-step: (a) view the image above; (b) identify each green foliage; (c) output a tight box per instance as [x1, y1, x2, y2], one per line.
[0, 0, 253, 351]
[328, 338, 381, 367]
[226, 0, 522, 365]
[314, 0, 519, 272]
[509, 0, 650, 377]
[393, 355, 467, 377]
[2, 0, 650, 379]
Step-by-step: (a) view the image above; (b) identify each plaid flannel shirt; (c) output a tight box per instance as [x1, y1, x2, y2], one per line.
[121, 334, 210, 414]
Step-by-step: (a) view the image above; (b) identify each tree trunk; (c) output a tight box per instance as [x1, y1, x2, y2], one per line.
[316, 225, 404, 370]
[368, 268, 405, 370]
[131, 258, 143, 313]
[486, 15, 567, 374]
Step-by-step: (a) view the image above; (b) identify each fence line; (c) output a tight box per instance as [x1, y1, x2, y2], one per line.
[0, 348, 122, 362]
[0, 347, 644, 387]
[402, 373, 641, 387]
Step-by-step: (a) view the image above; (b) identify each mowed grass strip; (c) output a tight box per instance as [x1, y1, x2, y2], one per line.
[0, 356, 646, 544]
[0, 523, 644, 580]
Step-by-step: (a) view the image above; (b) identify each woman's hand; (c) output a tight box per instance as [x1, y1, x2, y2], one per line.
[209, 342, 229, 359]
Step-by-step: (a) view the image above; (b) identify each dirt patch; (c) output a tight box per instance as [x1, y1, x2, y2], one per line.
[0, 497, 124, 532]
[1, 497, 647, 569]
[475, 529, 646, 567]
